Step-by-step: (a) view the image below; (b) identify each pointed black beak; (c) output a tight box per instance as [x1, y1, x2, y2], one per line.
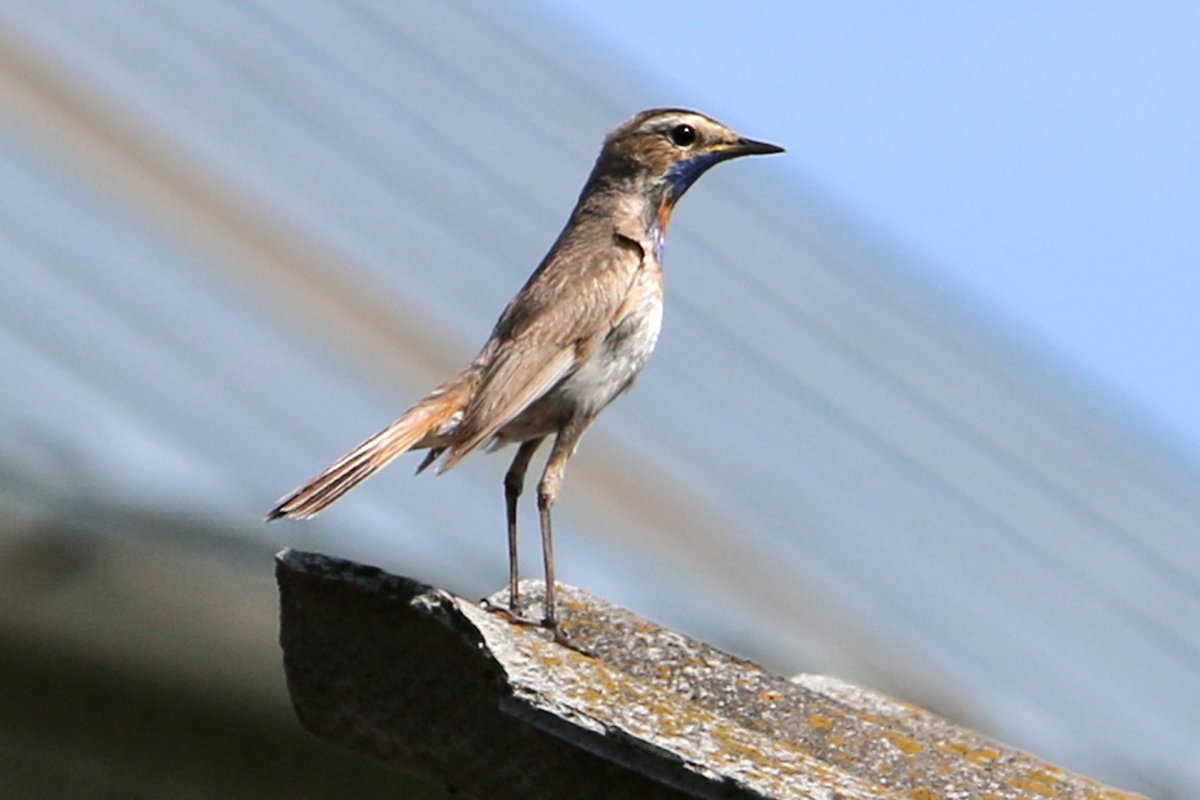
[730, 136, 785, 157]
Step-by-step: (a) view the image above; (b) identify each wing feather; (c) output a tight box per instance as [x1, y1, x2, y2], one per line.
[438, 227, 646, 469]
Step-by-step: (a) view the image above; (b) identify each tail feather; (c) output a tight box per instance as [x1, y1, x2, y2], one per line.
[266, 389, 466, 520]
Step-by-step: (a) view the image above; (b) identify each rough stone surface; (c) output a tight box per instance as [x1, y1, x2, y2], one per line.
[277, 549, 1149, 800]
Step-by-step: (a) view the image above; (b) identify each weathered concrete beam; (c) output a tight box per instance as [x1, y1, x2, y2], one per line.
[276, 549, 1146, 800]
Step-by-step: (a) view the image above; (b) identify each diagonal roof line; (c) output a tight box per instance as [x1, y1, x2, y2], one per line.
[0, 23, 460, 387]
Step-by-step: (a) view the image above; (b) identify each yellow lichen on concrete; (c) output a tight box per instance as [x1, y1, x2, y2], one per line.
[966, 747, 1001, 765]
[1006, 775, 1060, 796]
[834, 748, 857, 764]
[907, 787, 941, 800]
[478, 583, 1152, 800]
[1028, 768, 1064, 784]
[882, 729, 925, 756]
[934, 741, 969, 757]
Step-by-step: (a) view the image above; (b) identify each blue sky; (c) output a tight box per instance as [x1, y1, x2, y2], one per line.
[543, 2, 1200, 457]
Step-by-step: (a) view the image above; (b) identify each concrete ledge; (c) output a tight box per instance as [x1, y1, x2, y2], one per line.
[276, 549, 1147, 800]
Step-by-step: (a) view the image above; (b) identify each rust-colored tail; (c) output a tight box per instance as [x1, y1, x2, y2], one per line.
[266, 387, 467, 520]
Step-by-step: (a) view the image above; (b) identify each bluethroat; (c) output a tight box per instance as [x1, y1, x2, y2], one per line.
[268, 109, 783, 637]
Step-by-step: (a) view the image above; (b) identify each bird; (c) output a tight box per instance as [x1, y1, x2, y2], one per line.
[267, 108, 783, 637]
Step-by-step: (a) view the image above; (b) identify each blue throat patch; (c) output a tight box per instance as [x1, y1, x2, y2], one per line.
[664, 151, 725, 199]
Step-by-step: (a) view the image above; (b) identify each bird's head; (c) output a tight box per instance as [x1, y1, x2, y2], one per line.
[582, 109, 783, 250]
[595, 108, 784, 204]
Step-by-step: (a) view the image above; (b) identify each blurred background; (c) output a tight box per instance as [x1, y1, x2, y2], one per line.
[1, 1, 1196, 797]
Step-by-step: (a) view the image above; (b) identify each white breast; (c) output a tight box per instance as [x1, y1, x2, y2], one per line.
[558, 275, 664, 417]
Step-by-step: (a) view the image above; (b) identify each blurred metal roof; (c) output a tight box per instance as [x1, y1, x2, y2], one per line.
[0, 2, 1195, 797]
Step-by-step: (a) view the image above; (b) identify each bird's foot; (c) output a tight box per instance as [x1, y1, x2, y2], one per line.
[546, 619, 572, 648]
[482, 602, 585, 652]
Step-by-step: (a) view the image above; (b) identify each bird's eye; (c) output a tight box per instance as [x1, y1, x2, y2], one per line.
[668, 124, 697, 147]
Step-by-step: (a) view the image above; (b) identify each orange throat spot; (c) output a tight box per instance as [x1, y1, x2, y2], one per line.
[655, 199, 676, 253]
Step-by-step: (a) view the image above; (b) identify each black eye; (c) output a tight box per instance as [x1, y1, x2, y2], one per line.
[668, 124, 697, 147]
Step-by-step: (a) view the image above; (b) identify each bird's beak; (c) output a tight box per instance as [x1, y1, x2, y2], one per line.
[717, 137, 786, 157]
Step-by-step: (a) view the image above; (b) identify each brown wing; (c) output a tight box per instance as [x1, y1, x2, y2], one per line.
[438, 228, 646, 469]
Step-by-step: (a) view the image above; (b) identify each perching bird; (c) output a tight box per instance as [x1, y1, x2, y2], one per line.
[267, 108, 783, 636]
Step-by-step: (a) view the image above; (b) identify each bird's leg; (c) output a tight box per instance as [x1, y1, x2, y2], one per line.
[503, 437, 543, 611]
[537, 417, 589, 642]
